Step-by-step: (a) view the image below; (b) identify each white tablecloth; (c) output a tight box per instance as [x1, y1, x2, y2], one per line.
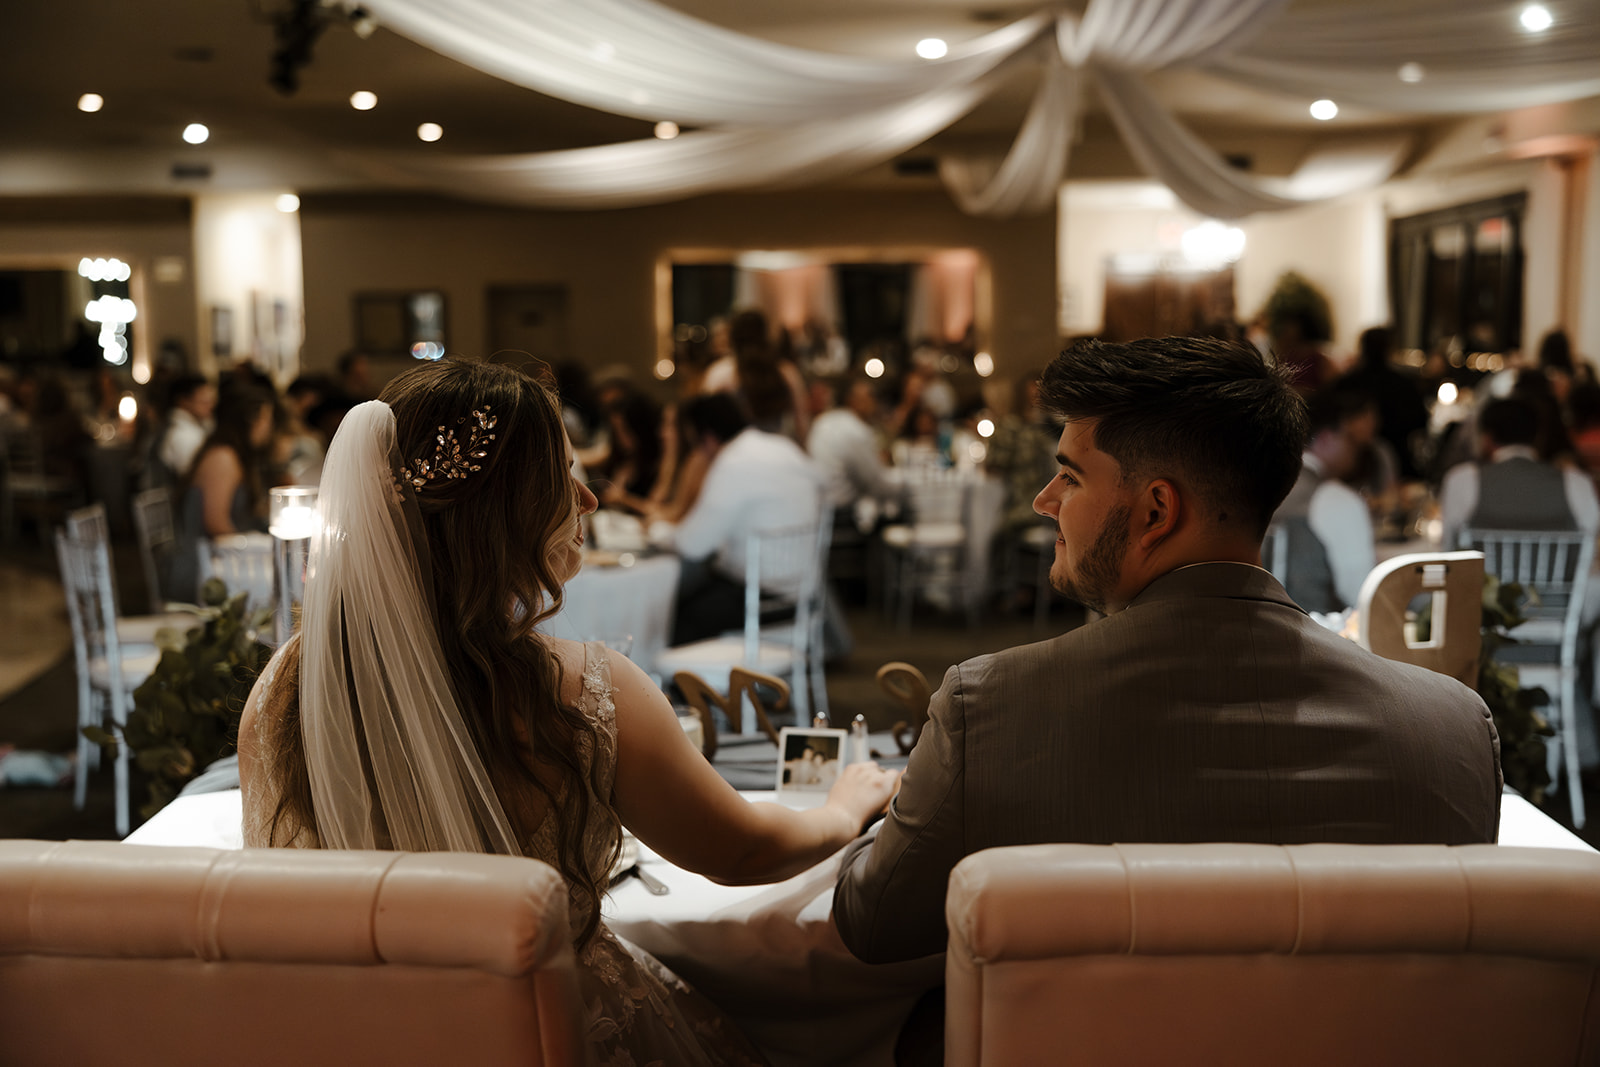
[125, 788, 1592, 1067]
[541, 552, 680, 677]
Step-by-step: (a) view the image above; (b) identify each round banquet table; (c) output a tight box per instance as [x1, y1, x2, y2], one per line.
[541, 551, 681, 678]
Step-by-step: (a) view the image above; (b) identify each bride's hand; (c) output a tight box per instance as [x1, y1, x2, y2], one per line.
[824, 762, 900, 832]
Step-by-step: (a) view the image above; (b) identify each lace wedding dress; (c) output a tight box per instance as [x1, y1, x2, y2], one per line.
[244, 641, 768, 1067]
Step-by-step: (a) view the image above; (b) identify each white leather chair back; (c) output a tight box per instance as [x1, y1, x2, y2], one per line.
[0, 840, 589, 1066]
[946, 842, 1600, 1067]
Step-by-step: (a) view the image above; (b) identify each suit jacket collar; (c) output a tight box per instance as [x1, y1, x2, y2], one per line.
[1125, 561, 1304, 614]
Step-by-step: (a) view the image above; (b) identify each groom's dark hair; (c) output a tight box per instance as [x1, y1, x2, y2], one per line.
[1039, 336, 1306, 538]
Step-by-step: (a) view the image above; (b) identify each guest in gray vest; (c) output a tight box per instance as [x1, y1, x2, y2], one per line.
[1439, 397, 1599, 549]
[1272, 388, 1378, 613]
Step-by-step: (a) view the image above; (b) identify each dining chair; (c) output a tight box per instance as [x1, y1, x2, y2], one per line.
[1355, 551, 1484, 689]
[655, 512, 832, 728]
[882, 469, 976, 629]
[1459, 527, 1593, 827]
[130, 486, 179, 612]
[66, 501, 200, 649]
[197, 533, 276, 613]
[875, 661, 932, 755]
[2, 427, 81, 544]
[672, 667, 788, 760]
[55, 528, 161, 836]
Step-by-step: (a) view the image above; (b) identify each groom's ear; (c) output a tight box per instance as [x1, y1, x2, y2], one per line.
[1133, 478, 1180, 550]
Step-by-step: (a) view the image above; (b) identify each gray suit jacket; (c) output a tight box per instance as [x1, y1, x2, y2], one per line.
[834, 562, 1503, 965]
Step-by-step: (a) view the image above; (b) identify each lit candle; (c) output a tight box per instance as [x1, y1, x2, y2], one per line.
[270, 504, 320, 540]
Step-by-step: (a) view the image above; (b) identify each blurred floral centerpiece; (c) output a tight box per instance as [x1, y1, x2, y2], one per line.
[84, 578, 272, 820]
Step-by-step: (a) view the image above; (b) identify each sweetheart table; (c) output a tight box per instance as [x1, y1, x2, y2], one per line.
[124, 788, 1592, 1067]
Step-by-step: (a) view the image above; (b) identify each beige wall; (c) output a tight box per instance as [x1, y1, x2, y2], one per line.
[297, 189, 1058, 383]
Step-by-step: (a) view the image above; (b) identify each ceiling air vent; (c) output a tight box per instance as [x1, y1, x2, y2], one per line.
[1224, 153, 1253, 171]
[171, 162, 213, 181]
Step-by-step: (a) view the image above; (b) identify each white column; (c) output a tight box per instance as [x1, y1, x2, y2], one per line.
[191, 193, 305, 383]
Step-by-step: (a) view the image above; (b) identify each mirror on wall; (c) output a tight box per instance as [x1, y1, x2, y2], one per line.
[353, 290, 448, 360]
[657, 247, 990, 385]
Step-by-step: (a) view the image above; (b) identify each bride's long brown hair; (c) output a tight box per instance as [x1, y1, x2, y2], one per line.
[266, 358, 620, 947]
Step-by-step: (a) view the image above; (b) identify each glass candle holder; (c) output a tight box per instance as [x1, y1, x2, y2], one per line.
[269, 486, 320, 644]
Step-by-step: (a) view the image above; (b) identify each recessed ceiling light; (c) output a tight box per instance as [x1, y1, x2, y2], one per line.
[275, 193, 300, 213]
[1519, 4, 1553, 31]
[915, 38, 948, 59]
[1397, 62, 1425, 83]
[654, 120, 680, 140]
[1309, 99, 1339, 121]
[349, 90, 377, 111]
[182, 123, 210, 144]
[77, 93, 104, 113]
[417, 122, 443, 142]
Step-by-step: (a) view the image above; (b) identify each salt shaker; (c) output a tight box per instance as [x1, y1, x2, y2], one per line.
[849, 714, 870, 764]
[812, 712, 830, 728]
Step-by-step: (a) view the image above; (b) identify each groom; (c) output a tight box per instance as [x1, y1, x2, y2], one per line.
[833, 336, 1502, 977]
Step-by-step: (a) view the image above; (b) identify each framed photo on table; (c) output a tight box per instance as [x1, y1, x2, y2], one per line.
[776, 727, 846, 805]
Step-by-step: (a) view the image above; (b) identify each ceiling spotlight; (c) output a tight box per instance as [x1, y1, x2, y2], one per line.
[1309, 99, 1339, 121]
[1519, 3, 1553, 31]
[182, 123, 210, 144]
[915, 38, 948, 59]
[416, 122, 443, 142]
[77, 93, 104, 113]
[348, 5, 378, 38]
[653, 120, 680, 140]
[275, 193, 301, 213]
[350, 90, 377, 110]
[1397, 62, 1425, 83]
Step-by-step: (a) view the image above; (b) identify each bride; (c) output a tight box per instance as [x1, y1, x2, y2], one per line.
[238, 358, 897, 1066]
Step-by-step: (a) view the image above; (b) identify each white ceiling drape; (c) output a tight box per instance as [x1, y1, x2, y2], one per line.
[353, 0, 1600, 219]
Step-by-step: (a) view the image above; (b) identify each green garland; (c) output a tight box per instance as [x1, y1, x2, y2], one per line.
[84, 579, 272, 821]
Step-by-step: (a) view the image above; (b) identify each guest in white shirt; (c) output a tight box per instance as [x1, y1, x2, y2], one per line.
[1271, 388, 1378, 613]
[807, 377, 891, 514]
[1439, 396, 1600, 549]
[650, 394, 825, 645]
[157, 374, 216, 482]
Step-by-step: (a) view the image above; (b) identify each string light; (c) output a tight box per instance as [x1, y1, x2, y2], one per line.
[654, 121, 680, 140]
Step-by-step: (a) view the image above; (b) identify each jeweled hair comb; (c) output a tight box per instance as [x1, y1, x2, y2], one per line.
[408, 406, 498, 489]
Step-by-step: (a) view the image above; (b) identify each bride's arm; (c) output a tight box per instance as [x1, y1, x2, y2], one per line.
[605, 649, 897, 886]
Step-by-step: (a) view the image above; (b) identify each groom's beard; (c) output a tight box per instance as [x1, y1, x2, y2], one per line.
[1051, 504, 1130, 615]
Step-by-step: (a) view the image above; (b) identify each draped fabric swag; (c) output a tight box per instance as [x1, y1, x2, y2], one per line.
[354, 0, 1600, 219]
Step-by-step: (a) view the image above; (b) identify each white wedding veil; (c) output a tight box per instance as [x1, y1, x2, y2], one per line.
[298, 400, 520, 854]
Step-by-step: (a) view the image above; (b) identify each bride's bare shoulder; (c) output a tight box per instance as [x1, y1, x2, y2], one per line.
[541, 635, 592, 704]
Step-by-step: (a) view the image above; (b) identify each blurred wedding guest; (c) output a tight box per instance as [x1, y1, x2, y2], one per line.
[155, 374, 216, 486]
[592, 390, 664, 515]
[649, 393, 824, 645]
[704, 310, 810, 442]
[553, 360, 600, 446]
[1510, 368, 1577, 466]
[807, 376, 892, 517]
[1271, 388, 1378, 614]
[1337, 327, 1430, 480]
[1439, 396, 1599, 550]
[1538, 329, 1576, 405]
[1567, 382, 1600, 472]
[985, 371, 1059, 537]
[168, 384, 275, 601]
[834, 337, 1501, 1059]
[338, 350, 374, 401]
[28, 375, 92, 488]
[275, 375, 332, 485]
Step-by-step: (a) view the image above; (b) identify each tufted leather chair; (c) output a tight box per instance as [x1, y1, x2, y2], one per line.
[946, 843, 1600, 1066]
[0, 841, 589, 1066]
